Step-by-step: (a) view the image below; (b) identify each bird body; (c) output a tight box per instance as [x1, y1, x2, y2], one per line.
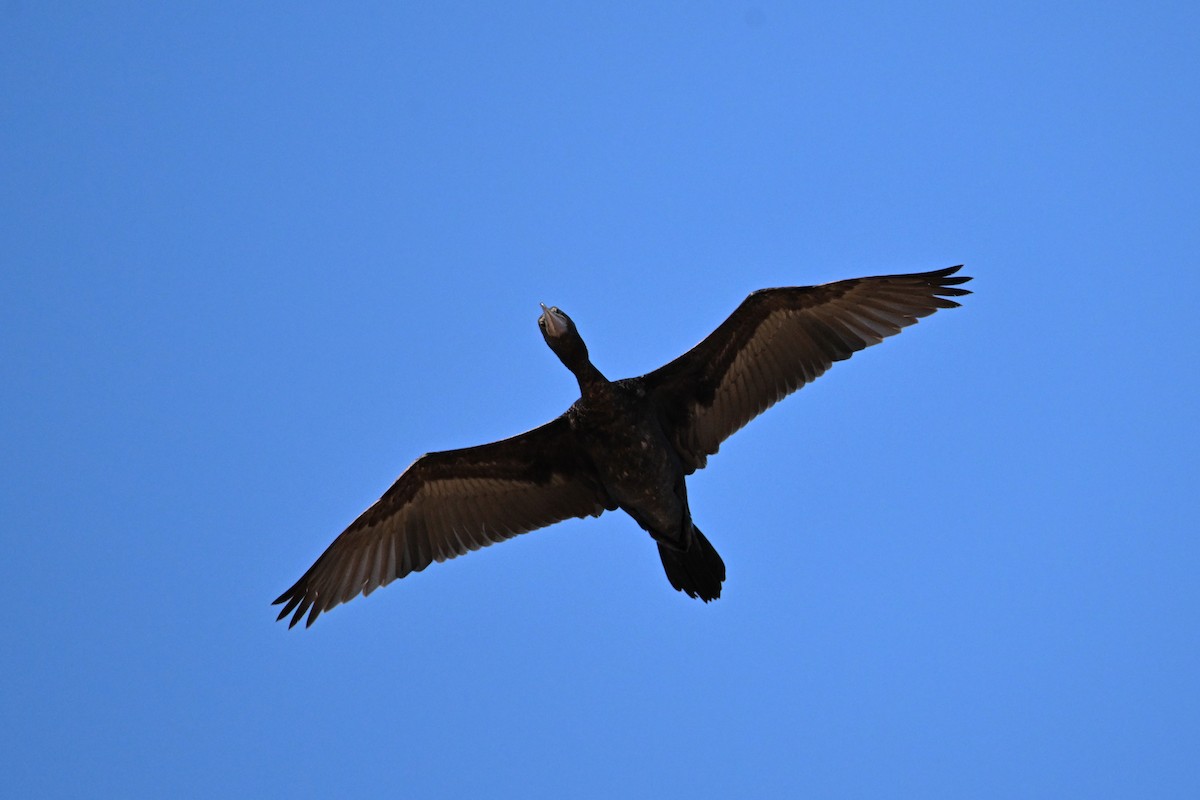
[569, 381, 684, 539]
[275, 266, 971, 627]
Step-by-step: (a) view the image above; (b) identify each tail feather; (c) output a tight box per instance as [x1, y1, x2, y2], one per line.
[657, 526, 726, 602]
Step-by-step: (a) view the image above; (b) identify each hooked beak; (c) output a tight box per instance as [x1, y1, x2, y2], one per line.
[539, 303, 568, 337]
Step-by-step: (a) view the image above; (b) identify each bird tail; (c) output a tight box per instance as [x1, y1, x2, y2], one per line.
[657, 526, 726, 602]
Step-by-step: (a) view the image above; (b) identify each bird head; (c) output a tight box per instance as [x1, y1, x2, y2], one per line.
[538, 303, 590, 369]
[538, 303, 572, 339]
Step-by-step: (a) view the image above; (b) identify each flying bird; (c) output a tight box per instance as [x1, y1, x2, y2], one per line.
[274, 266, 971, 627]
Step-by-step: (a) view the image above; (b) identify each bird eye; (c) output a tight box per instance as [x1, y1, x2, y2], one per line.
[551, 307, 560, 315]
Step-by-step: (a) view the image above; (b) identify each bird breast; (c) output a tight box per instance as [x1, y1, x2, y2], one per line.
[571, 402, 685, 530]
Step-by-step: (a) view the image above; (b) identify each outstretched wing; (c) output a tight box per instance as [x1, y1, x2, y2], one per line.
[641, 266, 971, 472]
[273, 414, 612, 627]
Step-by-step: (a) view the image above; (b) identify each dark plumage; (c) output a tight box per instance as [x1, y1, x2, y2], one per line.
[274, 266, 972, 627]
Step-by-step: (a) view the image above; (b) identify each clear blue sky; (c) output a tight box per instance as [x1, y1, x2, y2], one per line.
[3, 3, 1197, 797]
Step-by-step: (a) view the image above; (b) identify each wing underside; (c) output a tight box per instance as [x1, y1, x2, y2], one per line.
[643, 266, 971, 470]
[273, 415, 611, 627]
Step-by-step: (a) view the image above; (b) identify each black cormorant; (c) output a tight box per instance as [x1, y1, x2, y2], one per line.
[274, 266, 971, 627]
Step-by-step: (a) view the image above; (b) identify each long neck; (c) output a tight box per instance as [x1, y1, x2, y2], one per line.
[570, 357, 608, 396]
[554, 336, 608, 395]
